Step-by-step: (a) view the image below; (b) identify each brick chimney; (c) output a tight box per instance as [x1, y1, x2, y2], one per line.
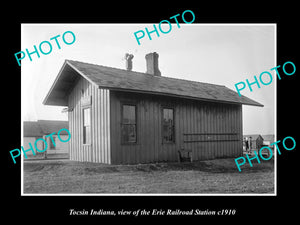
[125, 53, 134, 71]
[145, 52, 161, 76]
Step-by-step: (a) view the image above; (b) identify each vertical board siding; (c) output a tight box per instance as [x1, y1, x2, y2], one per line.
[110, 91, 243, 164]
[68, 76, 110, 163]
[69, 81, 242, 165]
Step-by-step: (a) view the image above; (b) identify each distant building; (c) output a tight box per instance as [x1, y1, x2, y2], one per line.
[23, 120, 69, 159]
[262, 134, 275, 149]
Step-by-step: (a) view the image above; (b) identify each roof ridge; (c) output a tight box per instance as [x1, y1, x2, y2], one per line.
[37, 119, 68, 122]
[49, 59, 263, 107]
[66, 59, 226, 88]
[244, 134, 262, 136]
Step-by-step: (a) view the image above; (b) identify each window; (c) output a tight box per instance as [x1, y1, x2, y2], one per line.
[162, 108, 175, 143]
[121, 104, 137, 144]
[83, 107, 91, 144]
[48, 136, 56, 150]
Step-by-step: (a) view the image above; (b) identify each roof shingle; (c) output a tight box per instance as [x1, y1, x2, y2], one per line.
[43, 59, 263, 107]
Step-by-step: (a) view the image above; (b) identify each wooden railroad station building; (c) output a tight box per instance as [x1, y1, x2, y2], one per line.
[43, 52, 263, 164]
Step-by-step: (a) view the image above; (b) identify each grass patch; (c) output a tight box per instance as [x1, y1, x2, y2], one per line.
[23, 158, 274, 194]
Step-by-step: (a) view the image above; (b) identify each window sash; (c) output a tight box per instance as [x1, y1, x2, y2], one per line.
[122, 124, 137, 143]
[121, 104, 137, 144]
[162, 108, 175, 143]
[83, 108, 91, 144]
[83, 108, 91, 126]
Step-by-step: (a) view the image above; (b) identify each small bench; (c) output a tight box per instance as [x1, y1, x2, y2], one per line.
[178, 149, 192, 163]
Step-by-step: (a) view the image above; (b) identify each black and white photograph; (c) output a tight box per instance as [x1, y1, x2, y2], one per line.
[4, 5, 298, 224]
[21, 24, 275, 195]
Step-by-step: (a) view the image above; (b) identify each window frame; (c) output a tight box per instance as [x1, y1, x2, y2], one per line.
[161, 106, 175, 144]
[82, 106, 91, 145]
[121, 103, 138, 145]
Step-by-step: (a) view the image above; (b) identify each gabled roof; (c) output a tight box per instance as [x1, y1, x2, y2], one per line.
[23, 120, 69, 137]
[23, 121, 44, 137]
[262, 134, 275, 142]
[43, 59, 263, 107]
[37, 120, 69, 135]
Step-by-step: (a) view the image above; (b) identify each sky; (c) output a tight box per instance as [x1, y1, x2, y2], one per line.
[21, 24, 275, 135]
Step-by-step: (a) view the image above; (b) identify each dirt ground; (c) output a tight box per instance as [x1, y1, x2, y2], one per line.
[23, 158, 275, 194]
